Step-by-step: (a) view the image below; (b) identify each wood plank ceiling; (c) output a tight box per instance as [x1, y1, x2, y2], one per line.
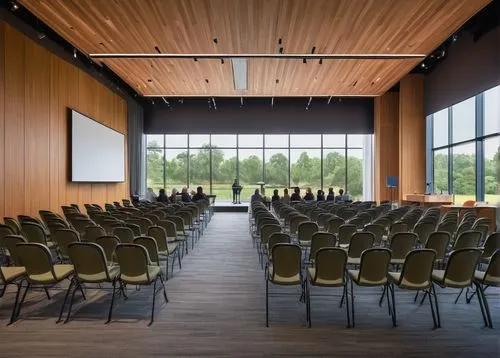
[20, 0, 491, 97]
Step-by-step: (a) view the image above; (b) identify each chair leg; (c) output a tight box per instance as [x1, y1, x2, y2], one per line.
[431, 284, 441, 328]
[427, 288, 437, 329]
[389, 284, 397, 327]
[479, 284, 493, 328]
[171, 253, 176, 276]
[64, 280, 81, 323]
[454, 288, 464, 304]
[106, 280, 117, 324]
[350, 280, 355, 327]
[344, 283, 351, 328]
[165, 256, 169, 280]
[306, 279, 311, 328]
[379, 285, 386, 307]
[14, 282, 31, 321]
[475, 283, 490, 328]
[57, 279, 75, 323]
[387, 283, 392, 317]
[119, 281, 128, 300]
[0, 284, 6, 298]
[159, 273, 168, 303]
[265, 278, 269, 327]
[8, 282, 23, 325]
[78, 283, 86, 301]
[177, 249, 182, 269]
[413, 290, 419, 303]
[466, 286, 479, 304]
[148, 278, 158, 326]
[44, 287, 51, 300]
[419, 290, 428, 305]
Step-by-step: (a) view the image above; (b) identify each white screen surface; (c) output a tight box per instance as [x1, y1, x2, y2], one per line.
[71, 110, 125, 182]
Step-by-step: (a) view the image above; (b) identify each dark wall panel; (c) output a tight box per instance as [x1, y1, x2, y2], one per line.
[144, 97, 374, 134]
[425, 27, 500, 115]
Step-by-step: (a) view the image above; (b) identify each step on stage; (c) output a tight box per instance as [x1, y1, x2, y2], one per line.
[213, 201, 249, 212]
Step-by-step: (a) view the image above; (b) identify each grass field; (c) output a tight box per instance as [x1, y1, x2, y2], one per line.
[453, 194, 500, 205]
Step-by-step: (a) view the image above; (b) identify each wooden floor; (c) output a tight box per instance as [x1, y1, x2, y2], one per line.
[0, 213, 498, 357]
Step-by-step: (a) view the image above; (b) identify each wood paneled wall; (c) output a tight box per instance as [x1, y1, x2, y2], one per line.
[374, 92, 399, 203]
[0, 22, 129, 218]
[398, 74, 425, 201]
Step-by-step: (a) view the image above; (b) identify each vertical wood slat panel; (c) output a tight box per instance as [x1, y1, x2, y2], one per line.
[4, 25, 26, 218]
[399, 74, 426, 201]
[374, 92, 399, 203]
[24, 38, 51, 216]
[0, 23, 5, 219]
[1, 22, 129, 218]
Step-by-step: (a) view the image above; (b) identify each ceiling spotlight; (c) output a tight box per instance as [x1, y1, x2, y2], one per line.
[37, 32, 46, 40]
[306, 96, 312, 110]
[10, 1, 19, 11]
[73, 48, 77, 58]
[327, 96, 333, 105]
[194, 57, 198, 62]
[451, 34, 458, 43]
[271, 97, 274, 108]
[240, 96, 244, 108]
[420, 63, 426, 68]
[212, 97, 217, 110]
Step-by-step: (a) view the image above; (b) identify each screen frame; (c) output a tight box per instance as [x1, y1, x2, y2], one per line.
[69, 108, 126, 183]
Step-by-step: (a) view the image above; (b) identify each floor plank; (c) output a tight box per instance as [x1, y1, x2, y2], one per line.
[0, 213, 498, 357]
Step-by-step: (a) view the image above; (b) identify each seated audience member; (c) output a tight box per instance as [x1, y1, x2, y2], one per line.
[271, 189, 280, 202]
[169, 188, 178, 203]
[251, 189, 263, 203]
[157, 188, 170, 203]
[335, 188, 350, 203]
[304, 187, 315, 201]
[145, 187, 157, 202]
[317, 189, 325, 201]
[192, 186, 207, 202]
[281, 188, 291, 204]
[181, 187, 192, 202]
[326, 187, 335, 201]
[290, 187, 302, 201]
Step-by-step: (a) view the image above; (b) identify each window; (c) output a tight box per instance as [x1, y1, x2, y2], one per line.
[484, 86, 500, 136]
[146, 133, 373, 201]
[433, 149, 448, 194]
[433, 109, 448, 148]
[484, 137, 500, 204]
[451, 97, 475, 143]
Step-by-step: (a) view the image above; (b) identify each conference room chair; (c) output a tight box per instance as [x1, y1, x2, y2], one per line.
[373, 216, 392, 231]
[425, 232, 451, 267]
[337, 224, 357, 248]
[3, 218, 21, 235]
[265, 243, 304, 327]
[115, 244, 168, 326]
[289, 215, 309, 239]
[53, 229, 80, 263]
[388, 249, 438, 329]
[0, 235, 26, 268]
[95, 236, 121, 265]
[480, 232, 500, 264]
[163, 216, 190, 254]
[0, 224, 16, 255]
[258, 224, 282, 268]
[306, 247, 350, 328]
[307, 232, 336, 266]
[413, 221, 436, 246]
[326, 217, 345, 235]
[266, 233, 291, 265]
[46, 221, 70, 239]
[144, 213, 160, 225]
[0, 258, 26, 325]
[388, 232, 418, 266]
[70, 217, 96, 236]
[14, 243, 77, 323]
[431, 248, 484, 328]
[147, 226, 181, 277]
[454, 219, 476, 241]
[122, 199, 132, 207]
[125, 222, 141, 237]
[363, 224, 386, 247]
[105, 203, 116, 212]
[113, 226, 135, 244]
[473, 224, 490, 244]
[316, 213, 335, 231]
[473, 250, 499, 328]
[345, 232, 375, 266]
[65, 242, 121, 323]
[176, 211, 199, 242]
[451, 231, 482, 250]
[347, 248, 392, 327]
[21, 222, 56, 249]
[84, 225, 106, 243]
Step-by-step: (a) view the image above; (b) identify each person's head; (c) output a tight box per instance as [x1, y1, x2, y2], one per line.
[294, 187, 300, 194]
[147, 187, 153, 193]
[339, 188, 344, 195]
[254, 189, 260, 195]
[159, 189, 165, 195]
[273, 189, 279, 196]
[190, 190, 196, 196]
[197, 186, 203, 194]
[307, 187, 312, 194]
[329, 187, 334, 194]
[284, 188, 288, 194]
[171, 188, 178, 195]
[317, 189, 322, 196]
[234, 178, 238, 184]
[181, 187, 188, 194]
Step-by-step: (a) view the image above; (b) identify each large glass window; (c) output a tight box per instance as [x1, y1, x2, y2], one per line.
[452, 143, 476, 205]
[452, 97, 475, 143]
[146, 134, 372, 201]
[484, 86, 500, 136]
[433, 109, 449, 148]
[433, 149, 448, 194]
[484, 137, 500, 204]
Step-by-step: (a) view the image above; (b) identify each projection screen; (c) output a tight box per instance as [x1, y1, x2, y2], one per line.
[71, 109, 125, 182]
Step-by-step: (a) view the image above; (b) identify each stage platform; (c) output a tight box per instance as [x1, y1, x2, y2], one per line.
[212, 201, 249, 212]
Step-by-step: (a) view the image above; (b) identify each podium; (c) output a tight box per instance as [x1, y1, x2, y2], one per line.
[232, 186, 242, 204]
[404, 194, 453, 208]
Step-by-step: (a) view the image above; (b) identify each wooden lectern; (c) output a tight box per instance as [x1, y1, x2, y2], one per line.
[404, 194, 453, 208]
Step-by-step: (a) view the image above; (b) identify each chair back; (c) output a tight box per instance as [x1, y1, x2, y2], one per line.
[356, 248, 391, 285]
[397, 249, 436, 289]
[268, 233, 290, 257]
[125, 222, 142, 237]
[309, 232, 336, 260]
[453, 230, 482, 250]
[95, 235, 120, 264]
[68, 242, 111, 282]
[443, 248, 481, 288]
[473, 224, 489, 244]
[54, 229, 80, 260]
[0, 224, 15, 239]
[84, 225, 106, 243]
[157, 220, 177, 240]
[270, 244, 302, 283]
[147, 226, 169, 252]
[165, 216, 186, 235]
[462, 200, 475, 207]
[326, 217, 344, 234]
[0, 235, 27, 265]
[337, 224, 357, 246]
[436, 220, 456, 236]
[389, 232, 417, 261]
[260, 224, 282, 245]
[21, 222, 50, 245]
[482, 232, 500, 259]
[290, 216, 309, 235]
[297, 221, 319, 243]
[115, 244, 152, 284]
[348, 232, 375, 258]
[312, 248, 347, 285]
[134, 236, 159, 265]
[413, 221, 435, 245]
[113, 226, 135, 243]
[16, 243, 57, 283]
[363, 224, 385, 246]
[481, 250, 500, 285]
[3, 217, 21, 235]
[425, 231, 450, 261]
[47, 222, 68, 237]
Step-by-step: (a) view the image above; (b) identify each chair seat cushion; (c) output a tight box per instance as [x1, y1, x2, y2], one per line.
[299, 240, 311, 246]
[347, 257, 361, 265]
[390, 258, 405, 265]
[388, 272, 430, 289]
[307, 267, 343, 286]
[347, 269, 387, 286]
[121, 265, 161, 284]
[77, 265, 119, 283]
[1, 266, 25, 282]
[474, 270, 500, 286]
[29, 264, 74, 283]
[432, 270, 472, 288]
[268, 266, 301, 285]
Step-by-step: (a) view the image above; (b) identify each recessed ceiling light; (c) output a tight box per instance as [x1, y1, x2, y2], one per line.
[231, 58, 247, 90]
